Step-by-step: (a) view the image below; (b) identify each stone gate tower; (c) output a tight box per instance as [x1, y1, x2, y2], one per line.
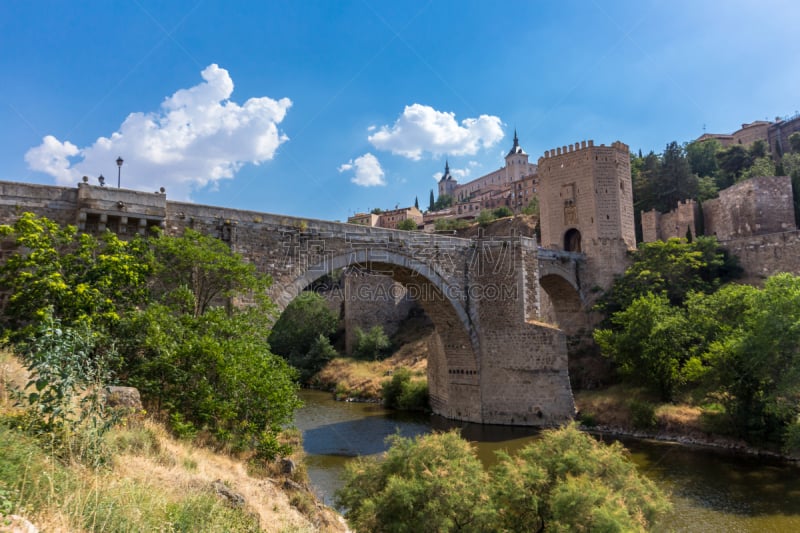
[537, 140, 636, 292]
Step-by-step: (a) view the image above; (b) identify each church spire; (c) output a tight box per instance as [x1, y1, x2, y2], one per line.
[440, 159, 453, 182]
[507, 129, 525, 157]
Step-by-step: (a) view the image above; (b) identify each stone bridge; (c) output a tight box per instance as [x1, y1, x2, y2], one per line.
[0, 181, 588, 426]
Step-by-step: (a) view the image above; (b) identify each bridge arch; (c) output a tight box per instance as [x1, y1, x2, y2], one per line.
[538, 273, 586, 335]
[275, 247, 482, 422]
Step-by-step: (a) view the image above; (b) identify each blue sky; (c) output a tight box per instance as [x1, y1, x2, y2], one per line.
[1, 1, 799, 221]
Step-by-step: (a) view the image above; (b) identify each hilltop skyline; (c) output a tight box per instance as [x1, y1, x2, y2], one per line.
[1, 1, 799, 221]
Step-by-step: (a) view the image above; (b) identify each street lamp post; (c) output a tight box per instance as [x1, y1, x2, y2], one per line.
[116, 156, 124, 188]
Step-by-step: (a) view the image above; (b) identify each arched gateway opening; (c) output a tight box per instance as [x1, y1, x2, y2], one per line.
[274, 250, 483, 424]
[564, 228, 582, 253]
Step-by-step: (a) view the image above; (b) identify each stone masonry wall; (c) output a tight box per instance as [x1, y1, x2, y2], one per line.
[343, 272, 415, 354]
[718, 230, 800, 286]
[641, 200, 700, 242]
[704, 176, 796, 240]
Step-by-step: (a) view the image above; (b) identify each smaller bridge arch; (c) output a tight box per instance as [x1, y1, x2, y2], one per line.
[536, 249, 590, 335]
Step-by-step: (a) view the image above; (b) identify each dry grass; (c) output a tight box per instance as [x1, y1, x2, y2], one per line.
[0, 348, 28, 411]
[575, 384, 730, 444]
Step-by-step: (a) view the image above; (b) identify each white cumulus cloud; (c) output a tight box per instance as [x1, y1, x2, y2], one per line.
[339, 153, 385, 187]
[25, 64, 292, 199]
[368, 104, 504, 160]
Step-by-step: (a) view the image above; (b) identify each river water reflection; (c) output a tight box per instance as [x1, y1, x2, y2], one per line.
[295, 390, 800, 532]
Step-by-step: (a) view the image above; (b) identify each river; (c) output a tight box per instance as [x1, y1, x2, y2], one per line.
[295, 389, 800, 532]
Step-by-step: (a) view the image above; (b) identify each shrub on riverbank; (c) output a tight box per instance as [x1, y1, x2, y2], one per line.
[381, 368, 429, 412]
[336, 424, 671, 532]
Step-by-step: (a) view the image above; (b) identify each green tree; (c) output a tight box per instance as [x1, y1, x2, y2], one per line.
[337, 425, 670, 532]
[397, 218, 417, 231]
[716, 144, 754, 187]
[336, 431, 492, 532]
[149, 228, 265, 318]
[428, 189, 435, 211]
[696, 175, 720, 203]
[381, 368, 429, 412]
[476, 209, 496, 227]
[16, 313, 118, 466]
[595, 292, 691, 400]
[749, 139, 769, 159]
[352, 325, 391, 360]
[0, 213, 152, 337]
[779, 152, 800, 227]
[269, 292, 339, 381]
[631, 150, 661, 216]
[704, 274, 800, 444]
[432, 194, 454, 211]
[414, 196, 419, 209]
[492, 206, 513, 219]
[120, 302, 300, 455]
[656, 141, 698, 212]
[742, 156, 776, 180]
[789, 132, 800, 154]
[491, 424, 670, 532]
[521, 197, 539, 216]
[686, 138, 722, 178]
[596, 237, 741, 318]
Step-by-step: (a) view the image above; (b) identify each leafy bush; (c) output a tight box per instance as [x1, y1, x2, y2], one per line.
[14, 314, 117, 466]
[352, 325, 391, 360]
[381, 368, 429, 412]
[476, 209, 496, 227]
[521, 198, 539, 216]
[337, 425, 670, 532]
[120, 305, 301, 452]
[492, 206, 513, 218]
[396, 218, 417, 231]
[434, 218, 469, 231]
[336, 431, 491, 532]
[629, 399, 657, 430]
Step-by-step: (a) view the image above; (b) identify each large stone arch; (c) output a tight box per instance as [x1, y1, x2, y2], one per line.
[275, 247, 483, 423]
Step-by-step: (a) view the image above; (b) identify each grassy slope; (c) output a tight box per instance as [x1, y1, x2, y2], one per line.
[0, 350, 346, 533]
[311, 316, 432, 401]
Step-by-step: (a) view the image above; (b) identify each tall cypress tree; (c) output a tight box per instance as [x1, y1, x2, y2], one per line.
[414, 196, 419, 209]
[429, 189, 435, 211]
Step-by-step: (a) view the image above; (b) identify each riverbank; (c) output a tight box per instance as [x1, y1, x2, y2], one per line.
[0, 350, 346, 532]
[311, 350, 800, 463]
[575, 384, 800, 462]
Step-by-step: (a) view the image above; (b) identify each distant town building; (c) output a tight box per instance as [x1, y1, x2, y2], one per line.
[347, 212, 380, 227]
[695, 113, 800, 158]
[347, 206, 423, 230]
[427, 131, 538, 225]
